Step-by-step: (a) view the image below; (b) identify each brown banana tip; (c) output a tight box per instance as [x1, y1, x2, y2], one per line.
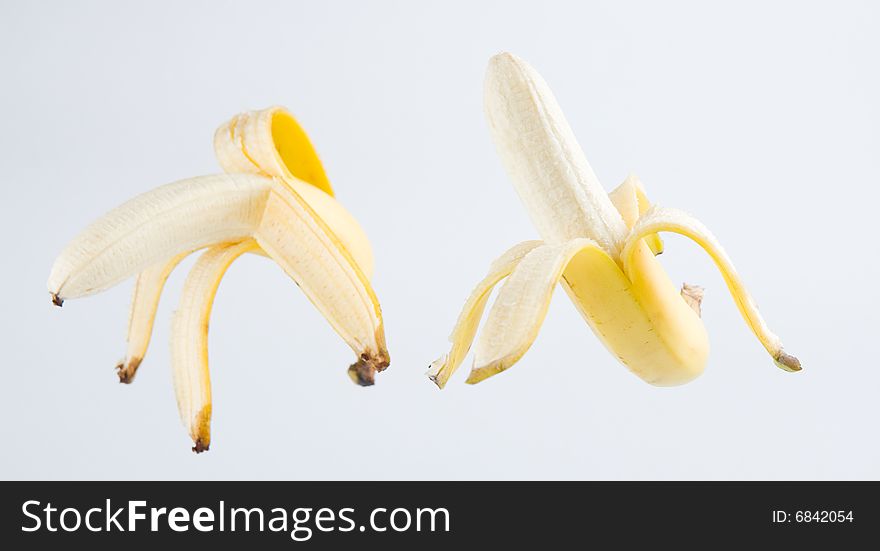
[775, 351, 802, 372]
[347, 351, 391, 387]
[115, 358, 141, 384]
[191, 407, 212, 453]
[51, 293, 63, 307]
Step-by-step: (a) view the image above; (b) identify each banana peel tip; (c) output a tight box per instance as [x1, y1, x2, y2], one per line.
[774, 351, 802, 372]
[116, 358, 142, 384]
[426, 356, 449, 389]
[347, 350, 390, 387]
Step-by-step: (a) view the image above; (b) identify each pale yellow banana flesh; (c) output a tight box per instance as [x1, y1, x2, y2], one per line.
[48, 174, 271, 302]
[427, 240, 542, 388]
[171, 240, 258, 453]
[484, 52, 629, 254]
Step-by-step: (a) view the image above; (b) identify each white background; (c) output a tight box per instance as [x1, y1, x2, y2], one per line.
[1, 0, 877, 480]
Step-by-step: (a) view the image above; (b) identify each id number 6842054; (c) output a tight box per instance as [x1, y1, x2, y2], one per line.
[772, 510, 853, 523]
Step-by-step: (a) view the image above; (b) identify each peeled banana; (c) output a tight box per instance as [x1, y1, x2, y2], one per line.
[429, 53, 800, 388]
[49, 106, 389, 452]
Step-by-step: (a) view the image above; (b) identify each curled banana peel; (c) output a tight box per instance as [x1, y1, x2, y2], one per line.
[48, 106, 389, 452]
[428, 53, 800, 388]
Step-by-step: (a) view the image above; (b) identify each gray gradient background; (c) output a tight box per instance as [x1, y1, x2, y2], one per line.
[1, 0, 877, 479]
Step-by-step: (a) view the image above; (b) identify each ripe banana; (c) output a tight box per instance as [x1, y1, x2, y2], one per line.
[429, 53, 800, 388]
[49, 106, 389, 452]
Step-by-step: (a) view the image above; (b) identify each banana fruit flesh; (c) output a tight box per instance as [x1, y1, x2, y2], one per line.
[429, 53, 800, 388]
[48, 106, 389, 452]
